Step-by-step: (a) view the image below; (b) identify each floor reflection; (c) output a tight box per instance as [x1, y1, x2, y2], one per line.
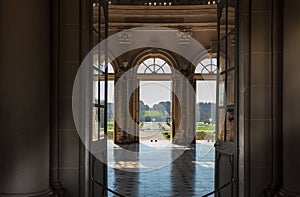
[107, 141, 215, 197]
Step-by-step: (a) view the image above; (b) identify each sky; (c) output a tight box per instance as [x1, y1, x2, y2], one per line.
[97, 80, 216, 106]
[196, 81, 216, 104]
[140, 81, 172, 107]
[140, 81, 216, 107]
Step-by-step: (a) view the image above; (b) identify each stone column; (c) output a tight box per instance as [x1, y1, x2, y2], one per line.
[0, 0, 53, 196]
[179, 71, 195, 145]
[114, 75, 123, 143]
[277, 0, 300, 195]
[173, 70, 195, 145]
[181, 76, 188, 143]
[172, 75, 183, 144]
[186, 77, 196, 145]
[114, 70, 130, 144]
[114, 68, 139, 144]
[127, 72, 135, 143]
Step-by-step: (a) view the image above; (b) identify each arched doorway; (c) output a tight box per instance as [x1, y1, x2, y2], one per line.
[194, 54, 218, 143]
[136, 55, 173, 142]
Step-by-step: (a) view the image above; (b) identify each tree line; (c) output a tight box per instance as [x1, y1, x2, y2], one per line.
[103, 101, 215, 123]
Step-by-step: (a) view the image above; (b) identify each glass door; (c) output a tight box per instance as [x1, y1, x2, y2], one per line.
[215, 0, 238, 196]
[90, 0, 109, 196]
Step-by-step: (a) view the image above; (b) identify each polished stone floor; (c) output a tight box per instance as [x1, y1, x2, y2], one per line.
[107, 140, 215, 197]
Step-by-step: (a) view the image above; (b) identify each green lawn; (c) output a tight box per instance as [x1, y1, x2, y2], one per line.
[196, 122, 215, 131]
[142, 110, 168, 117]
[105, 121, 215, 141]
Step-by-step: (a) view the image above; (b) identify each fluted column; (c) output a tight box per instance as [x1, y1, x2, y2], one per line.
[0, 0, 53, 196]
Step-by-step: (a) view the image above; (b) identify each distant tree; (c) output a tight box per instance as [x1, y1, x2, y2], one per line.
[158, 101, 171, 116]
[152, 103, 168, 116]
[196, 102, 216, 123]
[140, 101, 150, 122]
[106, 100, 216, 124]
[140, 101, 150, 112]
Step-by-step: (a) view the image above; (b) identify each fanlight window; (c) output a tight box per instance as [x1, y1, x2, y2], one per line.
[195, 58, 218, 74]
[137, 57, 172, 74]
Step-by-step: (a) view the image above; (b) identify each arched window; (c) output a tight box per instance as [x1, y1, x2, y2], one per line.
[137, 57, 172, 74]
[195, 57, 218, 74]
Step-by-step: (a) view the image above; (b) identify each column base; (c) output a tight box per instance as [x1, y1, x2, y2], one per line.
[275, 187, 300, 197]
[0, 188, 55, 197]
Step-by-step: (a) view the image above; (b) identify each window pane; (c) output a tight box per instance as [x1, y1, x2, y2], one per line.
[100, 81, 105, 105]
[227, 33, 235, 69]
[93, 81, 105, 105]
[219, 74, 225, 106]
[219, 38, 226, 72]
[93, 80, 98, 104]
[226, 70, 235, 105]
[99, 107, 105, 139]
[137, 64, 147, 73]
[218, 108, 225, 141]
[92, 107, 98, 141]
[226, 109, 234, 141]
[137, 58, 171, 74]
[92, 107, 105, 141]
[195, 58, 218, 74]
